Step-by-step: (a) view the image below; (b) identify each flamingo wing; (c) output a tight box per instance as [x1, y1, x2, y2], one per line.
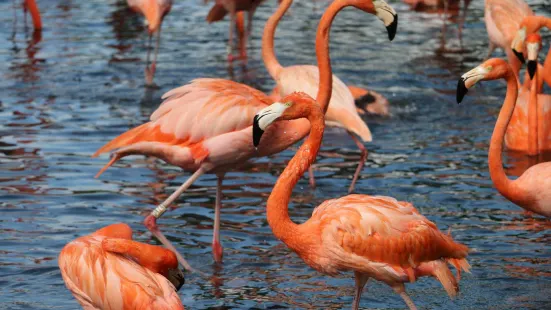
[276, 65, 372, 141]
[485, 0, 533, 46]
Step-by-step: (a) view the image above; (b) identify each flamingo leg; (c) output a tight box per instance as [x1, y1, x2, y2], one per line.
[212, 174, 224, 264]
[149, 27, 161, 84]
[393, 285, 418, 310]
[485, 42, 496, 60]
[352, 272, 369, 310]
[347, 130, 368, 194]
[145, 33, 153, 85]
[143, 166, 209, 273]
[227, 12, 236, 62]
[308, 166, 316, 189]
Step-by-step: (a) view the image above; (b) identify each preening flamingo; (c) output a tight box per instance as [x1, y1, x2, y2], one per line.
[263, 0, 397, 193]
[484, 0, 533, 80]
[252, 96, 470, 310]
[457, 58, 551, 217]
[58, 223, 185, 309]
[205, 0, 267, 62]
[22, 0, 42, 30]
[127, 0, 172, 85]
[505, 34, 551, 154]
[511, 15, 551, 88]
[93, 0, 398, 268]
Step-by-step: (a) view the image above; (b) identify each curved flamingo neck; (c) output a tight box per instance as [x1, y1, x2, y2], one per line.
[266, 108, 325, 248]
[262, 0, 293, 79]
[488, 70, 525, 204]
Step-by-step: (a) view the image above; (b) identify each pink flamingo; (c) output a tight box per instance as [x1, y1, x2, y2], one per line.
[252, 96, 470, 310]
[127, 0, 173, 85]
[93, 0, 398, 268]
[58, 223, 185, 309]
[263, 0, 397, 193]
[511, 15, 551, 88]
[484, 0, 533, 80]
[457, 58, 551, 217]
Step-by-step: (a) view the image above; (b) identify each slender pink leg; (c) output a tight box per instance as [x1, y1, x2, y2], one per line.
[148, 28, 161, 86]
[308, 166, 316, 188]
[347, 130, 368, 194]
[352, 272, 369, 310]
[212, 174, 224, 264]
[143, 166, 208, 273]
[144, 33, 154, 85]
[227, 12, 236, 63]
[393, 285, 418, 310]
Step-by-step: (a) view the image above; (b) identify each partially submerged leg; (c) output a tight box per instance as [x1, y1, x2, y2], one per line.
[143, 166, 210, 272]
[150, 28, 162, 83]
[485, 41, 495, 60]
[308, 166, 316, 189]
[227, 12, 236, 62]
[144, 33, 153, 85]
[212, 173, 225, 264]
[393, 284, 418, 310]
[347, 130, 368, 194]
[352, 272, 369, 310]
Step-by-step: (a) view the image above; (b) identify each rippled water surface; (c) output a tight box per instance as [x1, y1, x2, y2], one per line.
[1, 0, 551, 309]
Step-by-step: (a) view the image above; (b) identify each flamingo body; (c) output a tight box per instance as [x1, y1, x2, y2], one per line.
[58, 223, 184, 310]
[127, 0, 172, 33]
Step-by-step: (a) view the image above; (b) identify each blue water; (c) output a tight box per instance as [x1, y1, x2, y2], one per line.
[1, 0, 550, 309]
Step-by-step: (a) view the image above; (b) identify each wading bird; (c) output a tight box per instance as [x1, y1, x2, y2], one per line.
[457, 58, 551, 217]
[127, 0, 172, 85]
[58, 223, 185, 309]
[93, 0, 398, 268]
[252, 96, 470, 310]
[263, 0, 397, 192]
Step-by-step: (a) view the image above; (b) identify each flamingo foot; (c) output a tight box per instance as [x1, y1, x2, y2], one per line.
[212, 240, 224, 264]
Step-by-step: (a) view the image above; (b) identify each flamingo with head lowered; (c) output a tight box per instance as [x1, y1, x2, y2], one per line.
[252, 95, 470, 310]
[93, 0, 398, 269]
[263, 0, 397, 193]
[457, 58, 551, 217]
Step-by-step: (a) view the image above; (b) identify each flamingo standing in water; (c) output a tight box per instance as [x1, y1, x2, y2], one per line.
[252, 98, 470, 310]
[22, 0, 42, 30]
[93, 0, 398, 268]
[505, 34, 551, 154]
[457, 58, 551, 217]
[264, 0, 397, 193]
[511, 15, 551, 88]
[484, 0, 533, 80]
[127, 0, 172, 85]
[58, 223, 185, 309]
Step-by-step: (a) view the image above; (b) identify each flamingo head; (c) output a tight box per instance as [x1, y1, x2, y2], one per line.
[166, 267, 185, 291]
[348, 0, 398, 41]
[253, 92, 318, 147]
[457, 58, 511, 103]
[525, 33, 542, 80]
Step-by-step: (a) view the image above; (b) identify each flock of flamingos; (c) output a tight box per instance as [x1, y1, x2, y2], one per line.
[16, 0, 551, 309]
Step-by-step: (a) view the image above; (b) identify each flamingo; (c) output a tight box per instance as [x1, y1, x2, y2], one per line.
[263, 0, 397, 193]
[22, 0, 41, 30]
[205, 0, 268, 62]
[93, 0, 398, 268]
[505, 34, 551, 154]
[252, 98, 470, 310]
[127, 0, 173, 86]
[58, 223, 185, 309]
[511, 15, 551, 88]
[484, 0, 533, 80]
[457, 58, 551, 217]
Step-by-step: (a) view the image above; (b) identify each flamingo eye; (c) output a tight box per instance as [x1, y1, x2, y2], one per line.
[284, 102, 293, 107]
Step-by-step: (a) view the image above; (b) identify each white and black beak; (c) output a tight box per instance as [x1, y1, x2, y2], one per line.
[167, 267, 185, 291]
[457, 66, 489, 103]
[253, 102, 291, 147]
[374, 0, 398, 41]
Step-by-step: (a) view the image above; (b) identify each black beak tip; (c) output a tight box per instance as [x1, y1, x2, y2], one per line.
[386, 14, 398, 41]
[456, 78, 468, 104]
[252, 115, 264, 147]
[512, 49, 525, 64]
[527, 60, 537, 80]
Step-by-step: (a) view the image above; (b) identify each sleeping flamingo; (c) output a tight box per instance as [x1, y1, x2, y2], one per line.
[252, 96, 470, 310]
[505, 34, 551, 154]
[127, 0, 172, 85]
[93, 0, 398, 268]
[22, 0, 42, 30]
[457, 58, 551, 217]
[511, 15, 551, 88]
[58, 223, 185, 309]
[484, 0, 533, 80]
[263, 0, 397, 193]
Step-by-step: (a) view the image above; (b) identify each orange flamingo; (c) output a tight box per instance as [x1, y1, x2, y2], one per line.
[58, 223, 185, 309]
[263, 0, 397, 192]
[252, 98, 470, 310]
[93, 0, 397, 268]
[127, 0, 172, 85]
[22, 0, 42, 30]
[457, 58, 551, 217]
[505, 34, 551, 154]
[484, 0, 533, 80]
[511, 15, 551, 88]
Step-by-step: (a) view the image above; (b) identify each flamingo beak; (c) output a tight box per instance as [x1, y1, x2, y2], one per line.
[457, 66, 489, 103]
[374, 0, 398, 41]
[253, 102, 290, 147]
[166, 267, 185, 291]
[511, 28, 527, 64]
[526, 42, 539, 80]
